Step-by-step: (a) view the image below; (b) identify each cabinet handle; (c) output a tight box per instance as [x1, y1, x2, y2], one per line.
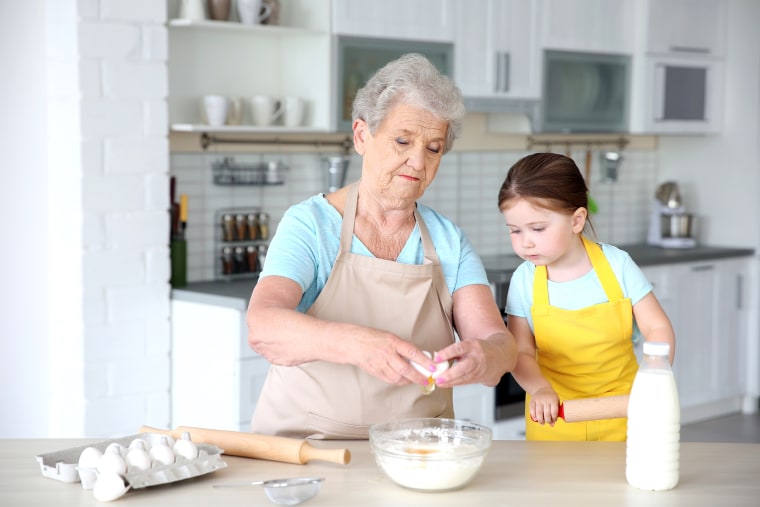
[494, 52, 510, 93]
[669, 45, 710, 55]
[690, 265, 714, 272]
[736, 274, 743, 310]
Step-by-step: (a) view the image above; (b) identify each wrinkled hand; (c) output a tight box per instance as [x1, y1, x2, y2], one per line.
[529, 387, 560, 426]
[351, 329, 435, 387]
[431, 336, 509, 388]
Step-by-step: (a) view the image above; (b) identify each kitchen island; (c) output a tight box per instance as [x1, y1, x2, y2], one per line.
[4, 438, 759, 506]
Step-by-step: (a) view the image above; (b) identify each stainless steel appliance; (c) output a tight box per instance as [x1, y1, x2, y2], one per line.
[647, 181, 697, 248]
[488, 267, 527, 421]
[540, 50, 630, 133]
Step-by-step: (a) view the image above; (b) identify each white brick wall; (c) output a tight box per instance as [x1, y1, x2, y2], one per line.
[46, 0, 170, 438]
[170, 147, 659, 282]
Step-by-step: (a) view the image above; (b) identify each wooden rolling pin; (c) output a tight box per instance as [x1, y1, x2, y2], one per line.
[560, 394, 630, 423]
[139, 425, 351, 465]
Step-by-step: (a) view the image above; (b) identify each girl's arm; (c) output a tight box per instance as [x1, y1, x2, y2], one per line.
[507, 315, 559, 424]
[633, 291, 676, 364]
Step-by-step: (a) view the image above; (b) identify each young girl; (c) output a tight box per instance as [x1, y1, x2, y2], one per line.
[498, 153, 675, 441]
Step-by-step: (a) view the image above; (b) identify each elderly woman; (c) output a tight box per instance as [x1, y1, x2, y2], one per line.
[247, 53, 517, 439]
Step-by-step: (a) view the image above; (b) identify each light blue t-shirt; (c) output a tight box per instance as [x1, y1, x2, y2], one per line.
[260, 194, 489, 313]
[504, 242, 653, 343]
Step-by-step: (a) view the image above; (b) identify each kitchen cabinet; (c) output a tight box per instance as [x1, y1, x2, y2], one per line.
[640, 256, 750, 423]
[331, 0, 454, 42]
[539, 0, 636, 55]
[645, 0, 727, 57]
[171, 299, 268, 432]
[452, 0, 542, 100]
[453, 383, 495, 427]
[167, 0, 334, 133]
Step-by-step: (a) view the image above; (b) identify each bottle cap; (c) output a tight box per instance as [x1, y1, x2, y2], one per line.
[643, 341, 670, 356]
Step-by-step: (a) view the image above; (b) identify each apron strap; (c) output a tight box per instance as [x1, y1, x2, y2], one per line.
[582, 236, 624, 302]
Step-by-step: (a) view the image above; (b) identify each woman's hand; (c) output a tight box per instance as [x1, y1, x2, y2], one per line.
[529, 387, 560, 426]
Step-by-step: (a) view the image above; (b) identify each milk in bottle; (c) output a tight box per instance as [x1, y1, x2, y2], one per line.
[626, 341, 680, 491]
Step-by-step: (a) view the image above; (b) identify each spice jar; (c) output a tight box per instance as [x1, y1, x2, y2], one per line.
[235, 214, 247, 241]
[258, 212, 269, 240]
[221, 247, 234, 275]
[222, 214, 235, 242]
[247, 213, 260, 241]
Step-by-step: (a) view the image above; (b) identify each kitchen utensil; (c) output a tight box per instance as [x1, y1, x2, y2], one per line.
[213, 477, 324, 506]
[250, 95, 283, 126]
[369, 418, 492, 492]
[138, 426, 351, 465]
[584, 148, 599, 214]
[560, 394, 629, 422]
[207, 0, 231, 21]
[601, 151, 622, 182]
[529, 394, 629, 423]
[325, 156, 349, 192]
[655, 181, 681, 208]
[235, 0, 272, 25]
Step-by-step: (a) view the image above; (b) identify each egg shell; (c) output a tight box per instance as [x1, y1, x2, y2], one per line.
[125, 448, 152, 472]
[410, 351, 450, 379]
[173, 432, 199, 461]
[149, 437, 175, 466]
[128, 438, 148, 452]
[97, 447, 127, 476]
[93, 471, 129, 502]
[78, 447, 103, 469]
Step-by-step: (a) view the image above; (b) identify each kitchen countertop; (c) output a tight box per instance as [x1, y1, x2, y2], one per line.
[173, 244, 754, 309]
[5, 438, 759, 506]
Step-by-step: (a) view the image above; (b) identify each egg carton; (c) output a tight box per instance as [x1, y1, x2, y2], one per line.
[35, 432, 227, 489]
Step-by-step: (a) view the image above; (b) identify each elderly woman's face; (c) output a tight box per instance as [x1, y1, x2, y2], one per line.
[355, 102, 448, 202]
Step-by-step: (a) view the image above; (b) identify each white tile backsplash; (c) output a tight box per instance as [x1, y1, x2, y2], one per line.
[172, 147, 659, 282]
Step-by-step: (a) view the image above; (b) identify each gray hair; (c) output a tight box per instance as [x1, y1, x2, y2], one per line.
[351, 53, 465, 154]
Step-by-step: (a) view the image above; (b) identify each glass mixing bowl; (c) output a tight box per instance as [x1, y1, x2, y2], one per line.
[369, 418, 492, 492]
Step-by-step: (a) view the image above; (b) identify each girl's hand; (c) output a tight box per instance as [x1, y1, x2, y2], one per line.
[530, 387, 560, 426]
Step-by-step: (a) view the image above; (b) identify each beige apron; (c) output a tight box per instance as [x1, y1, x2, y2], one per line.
[251, 182, 455, 439]
[526, 236, 638, 441]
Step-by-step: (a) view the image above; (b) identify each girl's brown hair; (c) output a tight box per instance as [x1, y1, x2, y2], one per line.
[498, 152, 595, 234]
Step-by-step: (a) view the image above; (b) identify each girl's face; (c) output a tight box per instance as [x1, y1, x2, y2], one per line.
[501, 197, 586, 266]
[353, 102, 447, 205]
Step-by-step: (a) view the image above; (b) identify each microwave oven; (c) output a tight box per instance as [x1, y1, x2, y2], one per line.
[334, 36, 454, 132]
[540, 50, 630, 133]
[630, 55, 723, 134]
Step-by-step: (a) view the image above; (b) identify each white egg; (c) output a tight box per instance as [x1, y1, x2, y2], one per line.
[97, 446, 127, 476]
[93, 471, 129, 502]
[78, 446, 103, 469]
[149, 436, 175, 466]
[104, 442, 125, 457]
[410, 351, 450, 379]
[173, 431, 199, 461]
[128, 438, 148, 451]
[125, 447, 152, 472]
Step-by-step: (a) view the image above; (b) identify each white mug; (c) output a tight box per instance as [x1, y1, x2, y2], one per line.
[179, 0, 207, 21]
[226, 97, 244, 125]
[203, 95, 228, 127]
[235, 0, 271, 25]
[282, 97, 306, 128]
[250, 95, 283, 126]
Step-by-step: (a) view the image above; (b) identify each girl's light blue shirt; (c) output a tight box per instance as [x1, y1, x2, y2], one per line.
[504, 242, 653, 343]
[260, 194, 489, 313]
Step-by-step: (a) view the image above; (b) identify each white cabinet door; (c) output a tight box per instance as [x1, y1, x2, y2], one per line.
[171, 299, 267, 432]
[453, 0, 541, 99]
[453, 383, 495, 427]
[539, 0, 636, 54]
[646, 0, 727, 57]
[712, 259, 748, 401]
[642, 257, 751, 422]
[332, 0, 454, 42]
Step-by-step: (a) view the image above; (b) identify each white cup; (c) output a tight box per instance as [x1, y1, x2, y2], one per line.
[235, 0, 271, 25]
[250, 95, 283, 126]
[203, 95, 228, 127]
[179, 0, 207, 21]
[282, 97, 306, 128]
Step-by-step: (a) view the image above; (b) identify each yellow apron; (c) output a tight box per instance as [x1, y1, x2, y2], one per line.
[526, 236, 638, 441]
[251, 182, 455, 439]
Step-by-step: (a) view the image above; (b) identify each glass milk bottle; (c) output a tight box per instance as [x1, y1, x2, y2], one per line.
[626, 341, 680, 491]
